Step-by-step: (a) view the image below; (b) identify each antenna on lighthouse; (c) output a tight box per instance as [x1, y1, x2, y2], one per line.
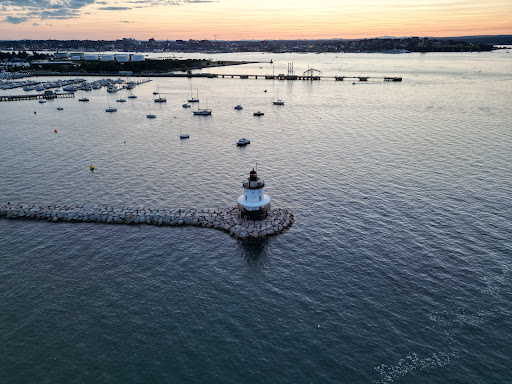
[255, 162, 258, 173]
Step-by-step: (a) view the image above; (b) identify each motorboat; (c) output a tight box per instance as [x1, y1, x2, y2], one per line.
[234, 105, 243, 110]
[182, 104, 191, 108]
[253, 111, 264, 116]
[154, 97, 166, 102]
[128, 95, 137, 99]
[105, 107, 117, 112]
[147, 114, 156, 118]
[116, 98, 127, 102]
[38, 99, 46, 103]
[237, 138, 250, 146]
[79, 97, 89, 102]
[56, 107, 64, 110]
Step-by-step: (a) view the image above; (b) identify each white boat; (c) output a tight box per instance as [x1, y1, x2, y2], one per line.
[63, 85, 78, 92]
[78, 97, 89, 102]
[237, 138, 250, 146]
[154, 97, 166, 103]
[234, 105, 243, 110]
[38, 99, 46, 103]
[105, 107, 117, 112]
[253, 111, 264, 116]
[116, 98, 127, 102]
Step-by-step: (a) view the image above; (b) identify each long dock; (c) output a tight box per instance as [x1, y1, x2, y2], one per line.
[0, 92, 75, 102]
[30, 71, 403, 82]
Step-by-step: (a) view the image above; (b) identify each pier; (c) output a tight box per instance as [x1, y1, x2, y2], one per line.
[26, 71, 403, 82]
[0, 202, 294, 240]
[145, 73, 402, 82]
[0, 92, 75, 102]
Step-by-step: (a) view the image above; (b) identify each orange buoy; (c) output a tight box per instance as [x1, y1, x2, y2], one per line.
[90, 165, 95, 171]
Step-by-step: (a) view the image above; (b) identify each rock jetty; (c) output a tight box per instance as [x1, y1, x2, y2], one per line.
[0, 202, 294, 240]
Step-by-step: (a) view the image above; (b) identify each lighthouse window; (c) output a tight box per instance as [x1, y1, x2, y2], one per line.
[259, 196, 262, 201]
[245, 196, 247, 201]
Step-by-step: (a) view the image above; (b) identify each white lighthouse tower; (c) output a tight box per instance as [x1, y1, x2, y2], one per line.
[237, 169, 271, 220]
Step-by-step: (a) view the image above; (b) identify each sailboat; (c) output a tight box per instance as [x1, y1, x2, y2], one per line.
[154, 85, 166, 102]
[147, 104, 156, 118]
[188, 87, 199, 103]
[78, 90, 89, 102]
[179, 127, 189, 139]
[193, 97, 211, 115]
[105, 95, 117, 112]
[272, 90, 284, 105]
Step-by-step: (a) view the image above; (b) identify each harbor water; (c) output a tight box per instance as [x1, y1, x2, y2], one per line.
[1, 51, 511, 383]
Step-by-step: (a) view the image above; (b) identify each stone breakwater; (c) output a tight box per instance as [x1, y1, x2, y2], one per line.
[0, 202, 294, 240]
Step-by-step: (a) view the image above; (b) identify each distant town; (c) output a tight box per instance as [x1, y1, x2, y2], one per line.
[0, 36, 508, 75]
[1, 36, 504, 54]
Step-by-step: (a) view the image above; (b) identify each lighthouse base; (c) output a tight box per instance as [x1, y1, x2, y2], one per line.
[237, 202, 271, 220]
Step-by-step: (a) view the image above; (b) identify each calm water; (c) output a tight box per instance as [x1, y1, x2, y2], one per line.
[1, 51, 511, 383]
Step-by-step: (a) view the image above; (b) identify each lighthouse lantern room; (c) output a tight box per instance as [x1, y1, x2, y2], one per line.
[237, 169, 271, 220]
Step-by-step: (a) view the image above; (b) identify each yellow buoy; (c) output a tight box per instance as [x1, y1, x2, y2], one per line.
[89, 165, 95, 171]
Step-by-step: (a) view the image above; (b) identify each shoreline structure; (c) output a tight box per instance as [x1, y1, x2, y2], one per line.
[0, 202, 294, 240]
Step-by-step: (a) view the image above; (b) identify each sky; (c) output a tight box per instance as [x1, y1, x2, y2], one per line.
[0, 0, 511, 40]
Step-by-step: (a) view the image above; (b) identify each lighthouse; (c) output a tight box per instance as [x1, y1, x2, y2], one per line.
[237, 169, 271, 220]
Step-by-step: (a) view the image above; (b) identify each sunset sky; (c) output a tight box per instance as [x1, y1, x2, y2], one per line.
[0, 0, 511, 40]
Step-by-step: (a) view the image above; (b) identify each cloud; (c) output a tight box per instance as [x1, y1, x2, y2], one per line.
[3, 15, 28, 23]
[0, 0, 95, 21]
[127, 0, 214, 6]
[98, 6, 131, 10]
[0, 0, 216, 22]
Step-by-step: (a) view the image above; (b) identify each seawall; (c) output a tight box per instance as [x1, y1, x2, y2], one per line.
[0, 202, 294, 240]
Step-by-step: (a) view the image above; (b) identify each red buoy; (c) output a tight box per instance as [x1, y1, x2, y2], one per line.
[54, 129, 57, 133]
